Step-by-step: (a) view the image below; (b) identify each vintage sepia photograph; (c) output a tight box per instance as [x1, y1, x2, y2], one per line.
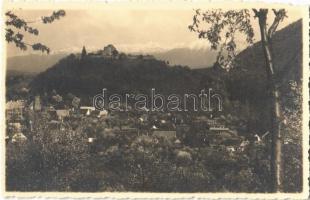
[2, 2, 309, 198]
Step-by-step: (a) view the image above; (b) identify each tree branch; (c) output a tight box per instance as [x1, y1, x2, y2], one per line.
[267, 9, 287, 39]
[253, 9, 268, 19]
[252, 9, 259, 18]
[5, 10, 65, 53]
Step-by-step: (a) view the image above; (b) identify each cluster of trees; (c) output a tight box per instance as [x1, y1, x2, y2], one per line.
[30, 54, 196, 97]
[4, 110, 259, 192]
[6, 80, 302, 192]
[6, 71, 34, 101]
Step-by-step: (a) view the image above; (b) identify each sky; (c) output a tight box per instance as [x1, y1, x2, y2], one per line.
[6, 8, 303, 57]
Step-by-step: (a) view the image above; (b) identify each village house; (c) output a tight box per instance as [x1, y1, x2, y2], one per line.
[209, 125, 229, 132]
[80, 106, 96, 116]
[88, 137, 96, 143]
[102, 44, 118, 58]
[174, 139, 182, 148]
[7, 122, 22, 135]
[12, 132, 27, 143]
[207, 118, 229, 133]
[9, 122, 27, 143]
[89, 109, 109, 119]
[87, 45, 157, 61]
[97, 109, 108, 118]
[29, 96, 42, 111]
[6, 100, 25, 122]
[56, 109, 70, 121]
[34, 96, 42, 111]
[152, 130, 176, 140]
[139, 113, 149, 122]
[88, 44, 119, 59]
[193, 115, 229, 133]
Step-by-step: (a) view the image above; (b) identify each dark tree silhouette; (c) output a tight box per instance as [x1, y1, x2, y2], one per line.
[81, 46, 87, 59]
[189, 8, 287, 192]
[112, 49, 119, 59]
[5, 10, 66, 54]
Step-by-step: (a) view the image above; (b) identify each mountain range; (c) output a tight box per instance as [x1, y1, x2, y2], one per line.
[7, 53, 68, 74]
[153, 48, 217, 68]
[7, 47, 217, 74]
[7, 19, 302, 114]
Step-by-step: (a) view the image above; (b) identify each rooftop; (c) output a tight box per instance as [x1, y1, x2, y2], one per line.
[6, 100, 25, 110]
[153, 130, 176, 140]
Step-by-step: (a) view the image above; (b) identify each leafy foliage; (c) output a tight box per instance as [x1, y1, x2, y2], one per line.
[4, 110, 269, 192]
[189, 9, 254, 71]
[281, 81, 302, 192]
[5, 10, 66, 53]
[41, 10, 66, 24]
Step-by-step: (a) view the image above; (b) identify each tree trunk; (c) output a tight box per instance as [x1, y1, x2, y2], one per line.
[256, 9, 283, 192]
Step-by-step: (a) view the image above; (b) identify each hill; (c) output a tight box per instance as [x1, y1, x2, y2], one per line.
[193, 19, 302, 100]
[227, 19, 302, 101]
[6, 47, 216, 74]
[233, 19, 302, 82]
[30, 19, 302, 111]
[7, 53, 68, 74]
[30, 55, 203, 100]
[153, 47, 217, 68]
[227, 19, 302, 132]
